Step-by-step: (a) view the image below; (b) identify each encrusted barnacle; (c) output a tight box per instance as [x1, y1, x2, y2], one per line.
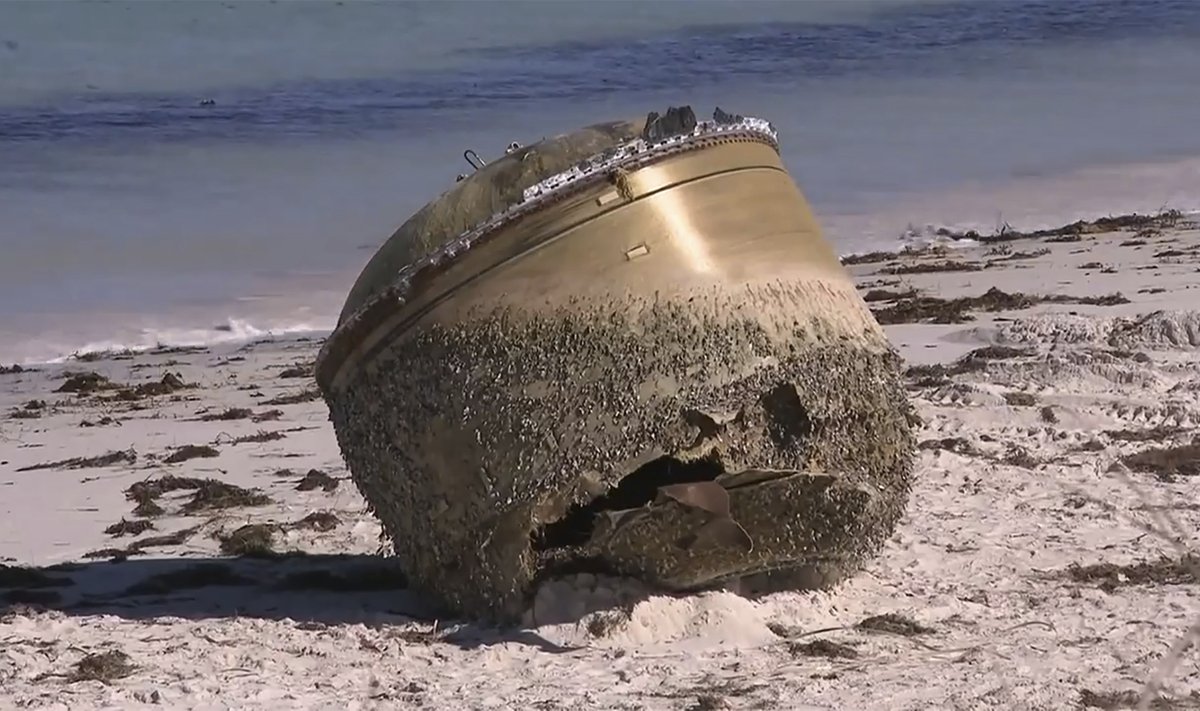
[610, 167, 634, 202]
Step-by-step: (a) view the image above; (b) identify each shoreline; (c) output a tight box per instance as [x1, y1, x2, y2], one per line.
[5, 208, 1198, 368]
[3, 212, 1200, 709]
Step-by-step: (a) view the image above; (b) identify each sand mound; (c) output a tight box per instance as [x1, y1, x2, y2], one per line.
[994, 314, 1116, 347]
[1107, 310, 1200, 350]
[996, 311, 1200, 351]
[528, 573, 778, 650]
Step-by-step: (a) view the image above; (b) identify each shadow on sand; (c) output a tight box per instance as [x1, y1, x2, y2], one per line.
[0, 554, 588, 653]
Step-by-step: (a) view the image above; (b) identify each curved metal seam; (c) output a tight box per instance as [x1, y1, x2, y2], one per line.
[392, 132, 777, 301]
[317, 124, 779, 389]
[324, 163, 792, 388]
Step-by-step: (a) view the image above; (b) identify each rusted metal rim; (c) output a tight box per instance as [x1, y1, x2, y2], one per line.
[316, 117, 780, 393]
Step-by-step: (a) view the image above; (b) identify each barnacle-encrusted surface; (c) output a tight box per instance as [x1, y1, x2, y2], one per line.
[324, 282, 915, 621]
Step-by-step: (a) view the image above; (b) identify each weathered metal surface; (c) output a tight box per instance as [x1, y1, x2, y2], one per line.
[317, 107, 916, 621]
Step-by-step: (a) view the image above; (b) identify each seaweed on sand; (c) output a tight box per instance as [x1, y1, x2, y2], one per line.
[219, 524, 279, 557]
[787, 639, 859, 659]
[861, 287, 919, 303]
[856, 613, 934, 636]
[55, 372, 114, 394]
[16, 449, 136, 472]
[879, 260, 982, 275]
[66, 650, 136, 684]
[180, 481, 272, 514]
[291, 511, 341, 531]
[217, 511, 341, 557]
[1066, 556, 1199, 592]
[1077, 687, 1200, 709]
[936, 210, 1188, 245]
[1106, 426, 1184, 443]
[124, 475, 271, 517]
[109, 372, 189, 400]
[904, 345, 1033, 385]
[261, 389, 321, 406]
[1120, 441, 1200, 481]
[294, 469, 339, 492]
[872, 287, 1129, 325]
[278, 364, 313, 379]
[103, 519, 154, 537]
[83, 526, 201, 560]
[197, 407, 253, 422]
[229, 430, 286, 445]
[163, 444, 219, 464]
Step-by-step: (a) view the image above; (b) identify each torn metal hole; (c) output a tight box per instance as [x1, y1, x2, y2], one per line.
[533, 454, 724, 553]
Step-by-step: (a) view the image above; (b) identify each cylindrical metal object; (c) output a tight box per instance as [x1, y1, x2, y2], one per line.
[316, 108, 915, 621]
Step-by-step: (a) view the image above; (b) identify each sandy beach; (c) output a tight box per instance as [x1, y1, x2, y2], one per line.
[3, 213, 1200, 710]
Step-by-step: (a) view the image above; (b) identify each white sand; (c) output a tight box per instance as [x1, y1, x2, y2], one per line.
[3, 225, 1200, 710]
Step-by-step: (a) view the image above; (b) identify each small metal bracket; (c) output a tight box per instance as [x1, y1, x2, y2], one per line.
[596, 190, 620, 206]
[463, 149, 487, 171]
[624, 244, 650, 261]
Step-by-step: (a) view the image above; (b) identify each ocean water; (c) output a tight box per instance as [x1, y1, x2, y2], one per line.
[2, 0, 1199, 362]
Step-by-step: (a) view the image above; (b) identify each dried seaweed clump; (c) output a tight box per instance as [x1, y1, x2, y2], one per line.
[16, 449, 136, 472]
[163, 444, 219, 464]
[197, 407, 252, 421]
[67, 650, 136, 684]
[111, 372, 188, 400]
[55, 371, 113, 394]
[904, 344, 1033, 386]
[857, 612, 934, 636]
[54, 371, 188, 401]
[1120, 441, 1200, 481]
[262, 389, 321, 406]
[83, 526, 199, 560]
[124, 475, 271, 516]
[219, 524, 278, 557]
[934, 210, 1187, 245]
[787, 639, 859, 659]
[861, 287, 918, 303]
[278, 363, 313, 379]
[104, 519, 154, 538]
[295, 469, 339, 492]
[872, 287, 1129, 325]
[181, 481, 273, 514]
[879, 259, 982, 275]
[1066, 556, 1198, 592]
[1078, 687, 1200, 709]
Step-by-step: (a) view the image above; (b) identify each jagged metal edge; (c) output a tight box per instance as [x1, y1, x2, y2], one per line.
[389, 116, 779, 302]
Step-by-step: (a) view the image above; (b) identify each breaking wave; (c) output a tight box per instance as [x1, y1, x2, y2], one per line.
[9, 317, 330, 366]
